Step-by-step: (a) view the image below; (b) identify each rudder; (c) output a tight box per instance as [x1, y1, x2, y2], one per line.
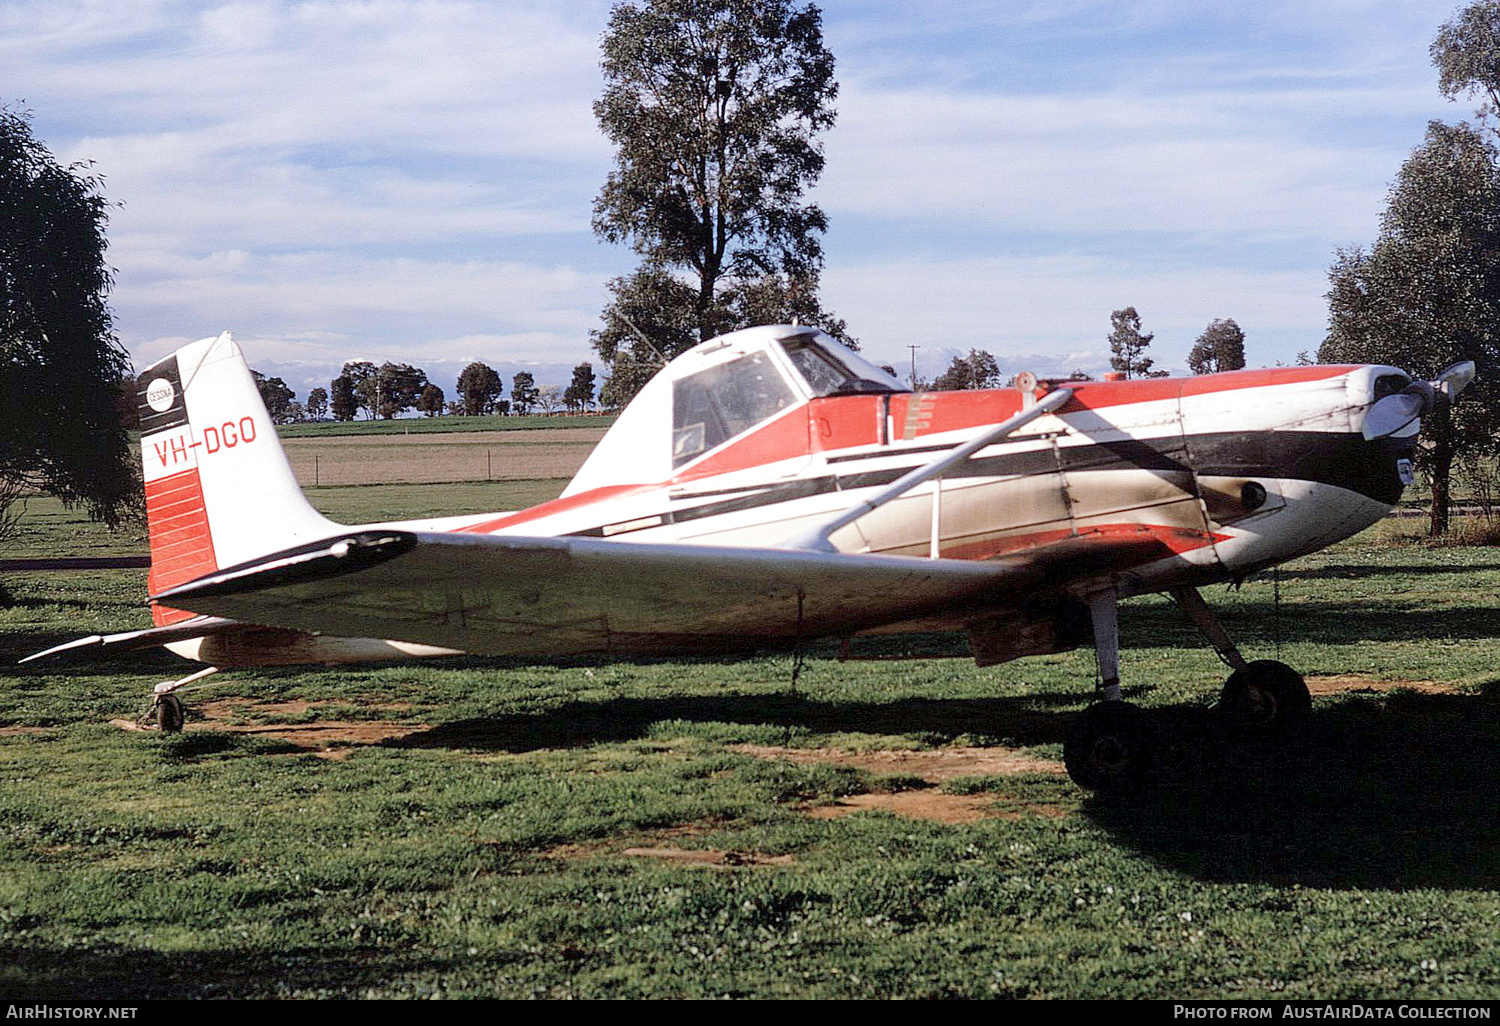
[138, 332, 335, 624]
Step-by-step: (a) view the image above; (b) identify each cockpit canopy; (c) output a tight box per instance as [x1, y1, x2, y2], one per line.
[564, 326, 908, 496]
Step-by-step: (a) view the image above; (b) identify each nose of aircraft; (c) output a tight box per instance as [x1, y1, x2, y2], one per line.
[1361, 360, 1475, 440]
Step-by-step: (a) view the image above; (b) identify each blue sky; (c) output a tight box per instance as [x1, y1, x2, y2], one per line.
[0, 0, 1478, 397]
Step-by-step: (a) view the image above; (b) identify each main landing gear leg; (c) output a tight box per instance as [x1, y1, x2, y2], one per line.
[1063, 588, 1150, 792]
[1170, 586, 1310, 737]
[1089, 588, 1123, 702]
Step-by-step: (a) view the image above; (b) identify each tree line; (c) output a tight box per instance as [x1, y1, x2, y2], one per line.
[247, 359, 601, 425]
[922, 311, 1248, 391]
[270, 304, 1246, 424]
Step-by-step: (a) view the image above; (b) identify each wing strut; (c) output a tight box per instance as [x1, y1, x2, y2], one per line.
[782, 386, 1074, 553]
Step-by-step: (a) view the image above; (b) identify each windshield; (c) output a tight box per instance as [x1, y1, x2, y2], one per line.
[779, 336, 903, 397]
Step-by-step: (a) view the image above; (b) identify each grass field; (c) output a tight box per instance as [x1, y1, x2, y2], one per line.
[280, 428, 607, 487]
[2, 489, 1499, 999]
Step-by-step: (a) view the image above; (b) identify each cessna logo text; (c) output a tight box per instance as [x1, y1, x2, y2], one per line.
[144, 378, 175, 412]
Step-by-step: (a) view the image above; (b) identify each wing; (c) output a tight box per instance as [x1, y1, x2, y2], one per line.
[150, 528, 1175, 659]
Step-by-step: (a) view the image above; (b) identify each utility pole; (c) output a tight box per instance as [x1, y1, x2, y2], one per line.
[907, 345, 921, 390]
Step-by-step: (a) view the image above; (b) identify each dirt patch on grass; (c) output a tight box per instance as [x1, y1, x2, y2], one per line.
[619, 847, 796, 868]
[732, 744, 1065, 781]
[802, 792, 1076, 824]
[110, 698, 428, 758]
[801, 792, 993, 824]
[1306, 675, 1461, 696]
[537, 821, 791, 869]
[539, 841, 792, 869]
[735, 744, 1071, 824]
[0, 726, 50, 737]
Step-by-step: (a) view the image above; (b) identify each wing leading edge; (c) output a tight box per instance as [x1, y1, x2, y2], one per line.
[151, 528, 1180, 659]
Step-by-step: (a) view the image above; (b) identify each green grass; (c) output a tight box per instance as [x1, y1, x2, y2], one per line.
[2, 482, 568, 559]
[2, 490, 1499, 998]
[306, 480, 566, 524]
[2, 497, 149, 559]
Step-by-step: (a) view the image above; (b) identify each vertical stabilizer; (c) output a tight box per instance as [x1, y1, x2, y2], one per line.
[139, 333, 336, 624]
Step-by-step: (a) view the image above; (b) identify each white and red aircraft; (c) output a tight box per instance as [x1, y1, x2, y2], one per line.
[26, 327, 1473, 790]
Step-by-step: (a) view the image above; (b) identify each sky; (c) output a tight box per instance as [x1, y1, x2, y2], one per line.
[0, 0, 1481, 398]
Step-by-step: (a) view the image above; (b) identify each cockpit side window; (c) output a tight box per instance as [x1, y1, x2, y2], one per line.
[779, 337, 901, 397]
[672, 351, 796, 467]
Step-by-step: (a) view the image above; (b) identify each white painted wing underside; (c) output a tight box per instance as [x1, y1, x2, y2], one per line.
[150, 530, 1109, 658]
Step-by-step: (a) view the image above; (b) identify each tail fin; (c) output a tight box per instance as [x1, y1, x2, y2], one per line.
[139, 332, 336, 625]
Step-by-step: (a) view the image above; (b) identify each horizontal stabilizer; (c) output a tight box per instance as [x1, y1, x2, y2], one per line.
[20, 615, 245, 664]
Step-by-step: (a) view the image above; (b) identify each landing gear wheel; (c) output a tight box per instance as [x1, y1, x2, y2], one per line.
[1218, 660, 1309, 737]
[155, 694, 185, 733]
[1064, 700, 1151, 793]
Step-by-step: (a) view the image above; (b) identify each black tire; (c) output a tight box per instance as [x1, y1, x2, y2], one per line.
[156, 694, 185, 733]
[1218, 660, 1309, 737]
[1064, 700, 1150, 792]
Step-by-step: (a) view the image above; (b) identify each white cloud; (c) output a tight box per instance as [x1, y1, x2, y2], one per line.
[11, 1, 609, 160]
[1, 1, 622, 363]
[118, 248, 609, 354]
[0, 0, 1475, 382]
[819, 81, 1446, 239]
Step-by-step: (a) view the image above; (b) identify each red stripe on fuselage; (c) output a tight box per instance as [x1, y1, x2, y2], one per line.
[887, 366, 1357, 443]
[449, 366, 1357, 538]
[939, 522, 1229, 562]
[663, 366, 1358, 485]
[453, 483, 659, 535]
[1070, 365, 1356, 410]
[810, 394, 883, 452]
[672, 404, 812, 483]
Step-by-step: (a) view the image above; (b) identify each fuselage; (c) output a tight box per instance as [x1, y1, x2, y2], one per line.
[161, 327, 1419, 667]
[440, 361, 1414, 602]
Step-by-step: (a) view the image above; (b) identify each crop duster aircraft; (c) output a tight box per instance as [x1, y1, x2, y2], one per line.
[24, 327, 1474, 790]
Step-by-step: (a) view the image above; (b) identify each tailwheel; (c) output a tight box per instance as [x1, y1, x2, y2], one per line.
[1064, 700, 1151, 793]
[1218, 659, 1309, 737]
[139, 666, 218, 733]
[155, 694, 186, 733]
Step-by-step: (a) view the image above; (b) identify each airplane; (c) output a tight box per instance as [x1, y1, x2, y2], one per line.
[23, 327, 1474, 791]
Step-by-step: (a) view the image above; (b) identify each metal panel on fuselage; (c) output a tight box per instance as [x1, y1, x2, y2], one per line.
[836, 436, 1073, 558]
[823, 388, 1214, 578]
[575, 386, 1212, 576]
[841, 390, 1073, 558]
[468, 368, 1390, 597]
[1052, 393, 1205, 529]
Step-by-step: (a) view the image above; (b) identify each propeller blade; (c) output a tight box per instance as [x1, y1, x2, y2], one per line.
[1362, 391, 1427, 440]
[1436, 361, 1476, 400]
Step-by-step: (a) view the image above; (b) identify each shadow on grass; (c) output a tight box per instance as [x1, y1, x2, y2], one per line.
[0, 942, 484, 1000]
[1087, 687, 1500, 891]
[393, 684, 1500, 893]
[385, 688, 1091, 753]
[1119, 600, 1500, 648]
